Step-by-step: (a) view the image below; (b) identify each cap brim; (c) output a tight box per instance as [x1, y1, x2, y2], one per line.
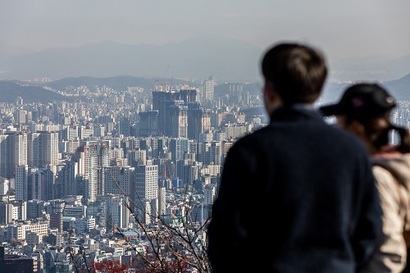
[319, 104, 343, 116]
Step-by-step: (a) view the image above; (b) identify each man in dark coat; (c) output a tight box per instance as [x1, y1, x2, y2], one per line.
[207, 42, 382, 273]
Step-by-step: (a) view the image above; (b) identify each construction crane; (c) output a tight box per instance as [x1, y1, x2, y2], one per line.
[155, 65, 170, 91]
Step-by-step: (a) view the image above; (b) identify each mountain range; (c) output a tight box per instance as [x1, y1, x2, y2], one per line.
[1, 35, 410, 83]
[0, 73, 409, 105]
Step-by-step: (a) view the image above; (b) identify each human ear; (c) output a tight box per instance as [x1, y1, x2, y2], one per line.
[264, 82, 282, 108]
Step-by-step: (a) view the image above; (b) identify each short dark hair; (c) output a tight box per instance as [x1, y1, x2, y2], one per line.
[261, 42, 327, 104]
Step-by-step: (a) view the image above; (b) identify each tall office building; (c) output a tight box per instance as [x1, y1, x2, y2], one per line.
[104, 166, 135, 201]
[135, 160, 158, 201]
[152, 90, 175, 136]
[135, 160, 158, 223]
[138, 111, 159, 137]
[152, 89, 199, 138]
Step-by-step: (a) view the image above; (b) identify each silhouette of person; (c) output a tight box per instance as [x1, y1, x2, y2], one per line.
[207, 42, 382, 273]
[321, 83, 410, 273]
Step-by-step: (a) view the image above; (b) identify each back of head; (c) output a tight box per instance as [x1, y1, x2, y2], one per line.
[320, 83, 396, 121]
[320, 82, 410, 153]
[261, 42, 327, 104]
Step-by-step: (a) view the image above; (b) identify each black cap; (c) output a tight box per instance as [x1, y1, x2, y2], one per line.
[320, 83, 396, 119]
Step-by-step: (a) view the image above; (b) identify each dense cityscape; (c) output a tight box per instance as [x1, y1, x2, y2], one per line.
[2, 1, 409, 272]
[0, 77, 267, 272]
[1, 74, 410, 272]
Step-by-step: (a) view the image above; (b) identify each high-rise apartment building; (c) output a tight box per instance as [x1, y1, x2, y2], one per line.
[127, 149, 147, 167]
[76, 140, 110, 202]
[0, 177, 9, 195]
[202, 75, 215, 105]
[157, 184, 166, 217]
[28, 131, 59, 168]
[0, 132, 28, 178]
[29, 168, 54, 201]
[0, 202, 13, 224]
[55, 160, 79, 198]
[15, 165, 29, 201]
[201, 141, 222, 166]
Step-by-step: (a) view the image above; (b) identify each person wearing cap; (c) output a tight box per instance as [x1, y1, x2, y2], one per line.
[207, 42, 382, 273]
[320, 83, 410, 273]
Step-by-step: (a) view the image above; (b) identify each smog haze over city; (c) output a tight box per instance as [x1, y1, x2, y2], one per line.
[1, 0, 410, 83]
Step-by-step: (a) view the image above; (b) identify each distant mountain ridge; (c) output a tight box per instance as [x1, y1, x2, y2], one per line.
[1, 73, 410, 104]
[0, 36, 262, 83]
[319, 74, 410, 104]
[1, 35, 409, 83]
[329, 54, 410, 82]
[0, 80, 73, 103]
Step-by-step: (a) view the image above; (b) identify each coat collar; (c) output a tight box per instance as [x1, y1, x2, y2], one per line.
[269, 104, 324, 123]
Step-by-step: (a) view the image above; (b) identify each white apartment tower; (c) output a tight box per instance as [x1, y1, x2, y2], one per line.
[135, 160, 159, 225]
[77, 140, 110, 202]
[0, 132, 28, 178]
[157, 185, 166, 217]
[202, 76, 215, 104]
[0, 177, 9, 195]
[135, 160, 158, 201]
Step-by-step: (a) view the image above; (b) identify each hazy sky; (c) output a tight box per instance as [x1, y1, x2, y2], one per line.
[1, 0, 410, 61]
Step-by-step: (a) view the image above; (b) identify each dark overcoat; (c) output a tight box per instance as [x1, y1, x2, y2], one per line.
[207, 105, 382, 273]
